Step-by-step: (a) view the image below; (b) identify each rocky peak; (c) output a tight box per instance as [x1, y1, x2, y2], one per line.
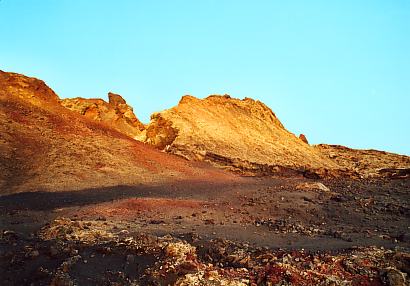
[2, 70, 408, 181]
[108, 92, 126, 106]
[178, 95, 199, 104]
[0, 70, 59, 104]
[143, 94, 339, 176]
[299, 134, 309, 144]
[107, 92, 144, 130]
[178, 95, 284, 129]
[61, 93, 145, 138]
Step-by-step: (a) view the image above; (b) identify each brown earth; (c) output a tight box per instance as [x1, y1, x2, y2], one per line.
[1, 177, 409, 285]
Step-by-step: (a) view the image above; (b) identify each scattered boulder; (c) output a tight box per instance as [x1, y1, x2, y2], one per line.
[384, 267, 408, 286]
[296, 182, 331, 193]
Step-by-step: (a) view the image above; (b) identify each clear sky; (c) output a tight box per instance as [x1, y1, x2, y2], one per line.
[1, 0, 409, 154]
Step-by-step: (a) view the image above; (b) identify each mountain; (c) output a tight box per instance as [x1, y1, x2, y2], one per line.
[142, 95, 410, 178]
[1, 70, 408, 195]
[0, 71, 237, 194]
[142, 95, 341, 176]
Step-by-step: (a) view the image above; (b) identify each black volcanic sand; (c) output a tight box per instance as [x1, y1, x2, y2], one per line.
[1, 176, 409, 285]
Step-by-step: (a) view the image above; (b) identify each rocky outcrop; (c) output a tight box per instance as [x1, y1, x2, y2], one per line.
[144, 113, 178, 149]
[0, 70, 59, 104]
[0, 71, 237, 194]
[3, 70, 408, 182]
[59, 91, 410, 179]
[315, 144, 410, 179]
[299, 134, 309, 144]
[142, 94, 341, 177]
[142, 95, 410, 178]
[61, 92, 145, 139]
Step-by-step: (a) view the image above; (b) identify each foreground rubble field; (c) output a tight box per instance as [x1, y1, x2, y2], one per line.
[1, 177, 409, 285]
[1, 217, 409, 286]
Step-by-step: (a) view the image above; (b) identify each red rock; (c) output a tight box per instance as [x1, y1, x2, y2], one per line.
[299, 134, 309, 144]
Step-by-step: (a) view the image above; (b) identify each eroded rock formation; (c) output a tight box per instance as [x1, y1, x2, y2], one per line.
[142, 94, 342, 177]
[299, 134, 309, 144]
[141, 94, 410, 178]
[316, 144, 410, 179]
[0, 71, 236, 194]
[0, 70, 59, 104]
[2, 70, 408, 182]
[61, 92, 145, 139]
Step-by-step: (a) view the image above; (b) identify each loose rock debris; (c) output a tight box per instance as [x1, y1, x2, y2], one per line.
[1, 218, 409, 285]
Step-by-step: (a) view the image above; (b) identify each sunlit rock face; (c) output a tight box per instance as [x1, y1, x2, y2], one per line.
[58, 89, 410, 179]
[61, 92, 145, 139]
[142, 94, 410, 178]
[142, 94, 341, 176]
[0, 71, 237, 194]
[0, 70, 60, 104]
[7, 68, 405, 180]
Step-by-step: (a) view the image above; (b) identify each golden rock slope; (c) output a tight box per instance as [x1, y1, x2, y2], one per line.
[143, 95, 340, 176]
[142, 95, 409, 178]
[2, 70, 408, 185]
[0, 71, 237, 194]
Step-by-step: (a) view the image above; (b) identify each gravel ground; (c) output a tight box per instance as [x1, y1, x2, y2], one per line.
[1, 176, 409, 285]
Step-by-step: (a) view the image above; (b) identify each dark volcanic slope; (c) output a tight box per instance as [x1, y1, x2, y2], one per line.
[0, 71, 239, 194]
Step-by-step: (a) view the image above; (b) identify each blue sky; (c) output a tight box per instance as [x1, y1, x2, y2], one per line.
[1, 0, 409, 154]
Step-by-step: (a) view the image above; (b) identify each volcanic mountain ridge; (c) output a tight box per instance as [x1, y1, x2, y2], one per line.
[0, 70, 238, 194]
[64, 91, 410, 179]
[141, 94, 410, 178]
[1, 70, 409, 195]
